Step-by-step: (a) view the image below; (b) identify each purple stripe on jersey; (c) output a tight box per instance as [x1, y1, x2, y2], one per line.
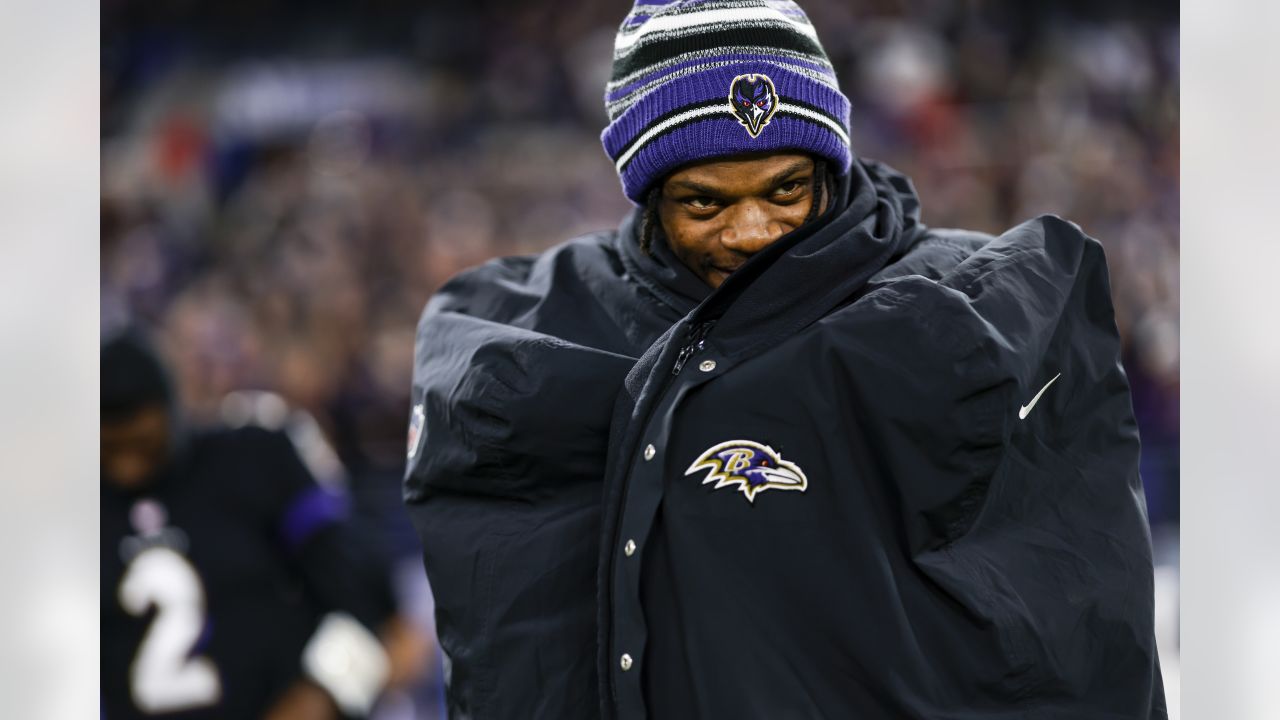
[280, 486, 349, 550]
[193, 617, 214, 652]
[607, 52, 834, 103]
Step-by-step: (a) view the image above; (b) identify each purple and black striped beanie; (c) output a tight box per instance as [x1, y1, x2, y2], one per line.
[601, 0, 853, 204]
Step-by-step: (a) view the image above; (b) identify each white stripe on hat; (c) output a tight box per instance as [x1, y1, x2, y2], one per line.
[606, 59, 841, 120]
[614, 7, 819, 53]
[605, 45, 833, 93]
[614, 104, 731, 172]
[777, 101, 850, 146]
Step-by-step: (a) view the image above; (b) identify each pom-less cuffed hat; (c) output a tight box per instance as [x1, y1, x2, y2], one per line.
[601, 0, 853, 204]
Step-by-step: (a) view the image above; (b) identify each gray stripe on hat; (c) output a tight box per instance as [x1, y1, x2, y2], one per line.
[619, 0, 816, 30]
[615, 18, 819, 59]
[606, 58, 841, 121]
[606, 44, 834, 92]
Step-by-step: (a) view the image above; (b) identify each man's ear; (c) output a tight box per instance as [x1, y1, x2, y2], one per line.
[639, 185, 664, 255]
[805, 158, 829, 223]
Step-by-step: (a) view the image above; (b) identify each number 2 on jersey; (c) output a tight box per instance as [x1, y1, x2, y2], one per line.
[118, 547, 222, 712]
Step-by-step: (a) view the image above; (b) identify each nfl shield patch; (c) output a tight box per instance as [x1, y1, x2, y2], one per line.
[406, 404, 425, 459]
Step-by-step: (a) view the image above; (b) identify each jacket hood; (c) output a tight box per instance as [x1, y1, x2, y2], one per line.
[614, 212, 710, 317]
[615, 157, 924, 355]
[702, 157, 923, 357]
[614, 157, 924, 386]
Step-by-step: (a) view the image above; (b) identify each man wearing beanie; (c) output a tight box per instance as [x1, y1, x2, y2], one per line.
[404, 2, 1166, 718]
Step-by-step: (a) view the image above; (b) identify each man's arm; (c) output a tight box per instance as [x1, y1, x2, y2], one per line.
[249, 427, 430, 718]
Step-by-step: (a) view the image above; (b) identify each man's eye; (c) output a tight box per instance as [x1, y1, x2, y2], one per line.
[686, 197, 717, 209]
[775, 180, 805, 196]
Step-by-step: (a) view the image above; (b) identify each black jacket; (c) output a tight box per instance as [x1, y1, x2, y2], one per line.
[406, 159, 1164, 719]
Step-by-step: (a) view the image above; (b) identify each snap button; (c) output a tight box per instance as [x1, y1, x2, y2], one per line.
[620, 653, 633, 671]
[643, 444, 656, 461]
[698, 359, 717, 372]
[624, 539, 636, 557]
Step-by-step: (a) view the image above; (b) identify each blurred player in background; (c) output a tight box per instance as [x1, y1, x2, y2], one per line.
[101, 330, 429, 719]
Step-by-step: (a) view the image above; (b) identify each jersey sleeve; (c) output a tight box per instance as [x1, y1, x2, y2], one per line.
[234, 427, 397, 632]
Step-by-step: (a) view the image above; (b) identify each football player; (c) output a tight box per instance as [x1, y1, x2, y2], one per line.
[102, 330, 425, 719]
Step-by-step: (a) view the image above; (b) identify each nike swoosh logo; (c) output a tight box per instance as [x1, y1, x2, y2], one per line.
[1018, 373, 1062, 420]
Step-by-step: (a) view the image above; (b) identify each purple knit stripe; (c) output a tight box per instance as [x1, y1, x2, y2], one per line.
[606, 52, 835, 103]
[614, 113, 852, 203]
[777, 5, 810, 20]
[602, 62, 849, 157]
[280, 486, 349, 550]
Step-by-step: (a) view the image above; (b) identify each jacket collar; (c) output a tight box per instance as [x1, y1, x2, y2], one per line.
[695, 158, 922, 359]
[612, 158, 923, 359]
[614, 210, 710, 317]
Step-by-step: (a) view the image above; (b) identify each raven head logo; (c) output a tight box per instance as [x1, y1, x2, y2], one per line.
[728, 74, 780, 138]
[685, 440, 807, 503]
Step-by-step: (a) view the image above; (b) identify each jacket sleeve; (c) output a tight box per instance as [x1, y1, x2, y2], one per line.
[859, 215, 1163, 712]
[403, 303, 635, 502]
[847, 216, 1107, 550]
[400, 257, 636, 719]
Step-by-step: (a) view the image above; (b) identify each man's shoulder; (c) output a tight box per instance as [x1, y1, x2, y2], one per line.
[869, 225, 996, 285]
[874, 214, 1096, 285]
[421, 229, 624, 323]
[937, 214, 1102, 292]
[190, 423, 289, 453]
[830, 214, 1100, 342]
[457, 230, 620, 283]
[186, 425, 299, 481]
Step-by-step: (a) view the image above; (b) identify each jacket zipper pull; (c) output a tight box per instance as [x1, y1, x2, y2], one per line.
[672, 321, 715, 375]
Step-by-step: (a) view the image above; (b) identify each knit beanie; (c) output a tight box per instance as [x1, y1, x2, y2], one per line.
[102, 329, 174, 422]
[601, 0, 853, 204]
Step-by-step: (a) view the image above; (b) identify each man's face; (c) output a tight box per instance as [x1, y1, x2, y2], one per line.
[101, 405, 171, 491]
[658, 152, 825, 289]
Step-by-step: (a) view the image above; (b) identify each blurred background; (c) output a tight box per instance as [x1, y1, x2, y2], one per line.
[101, 0, 1180, 716]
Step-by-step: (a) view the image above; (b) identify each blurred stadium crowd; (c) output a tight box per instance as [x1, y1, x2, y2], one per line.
[102, 0, 1179, 716]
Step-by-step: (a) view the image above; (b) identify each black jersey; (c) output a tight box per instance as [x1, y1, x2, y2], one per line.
[101, 425, 394, 719]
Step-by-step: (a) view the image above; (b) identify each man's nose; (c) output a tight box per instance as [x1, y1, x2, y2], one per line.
[719, 201, 783, 255]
